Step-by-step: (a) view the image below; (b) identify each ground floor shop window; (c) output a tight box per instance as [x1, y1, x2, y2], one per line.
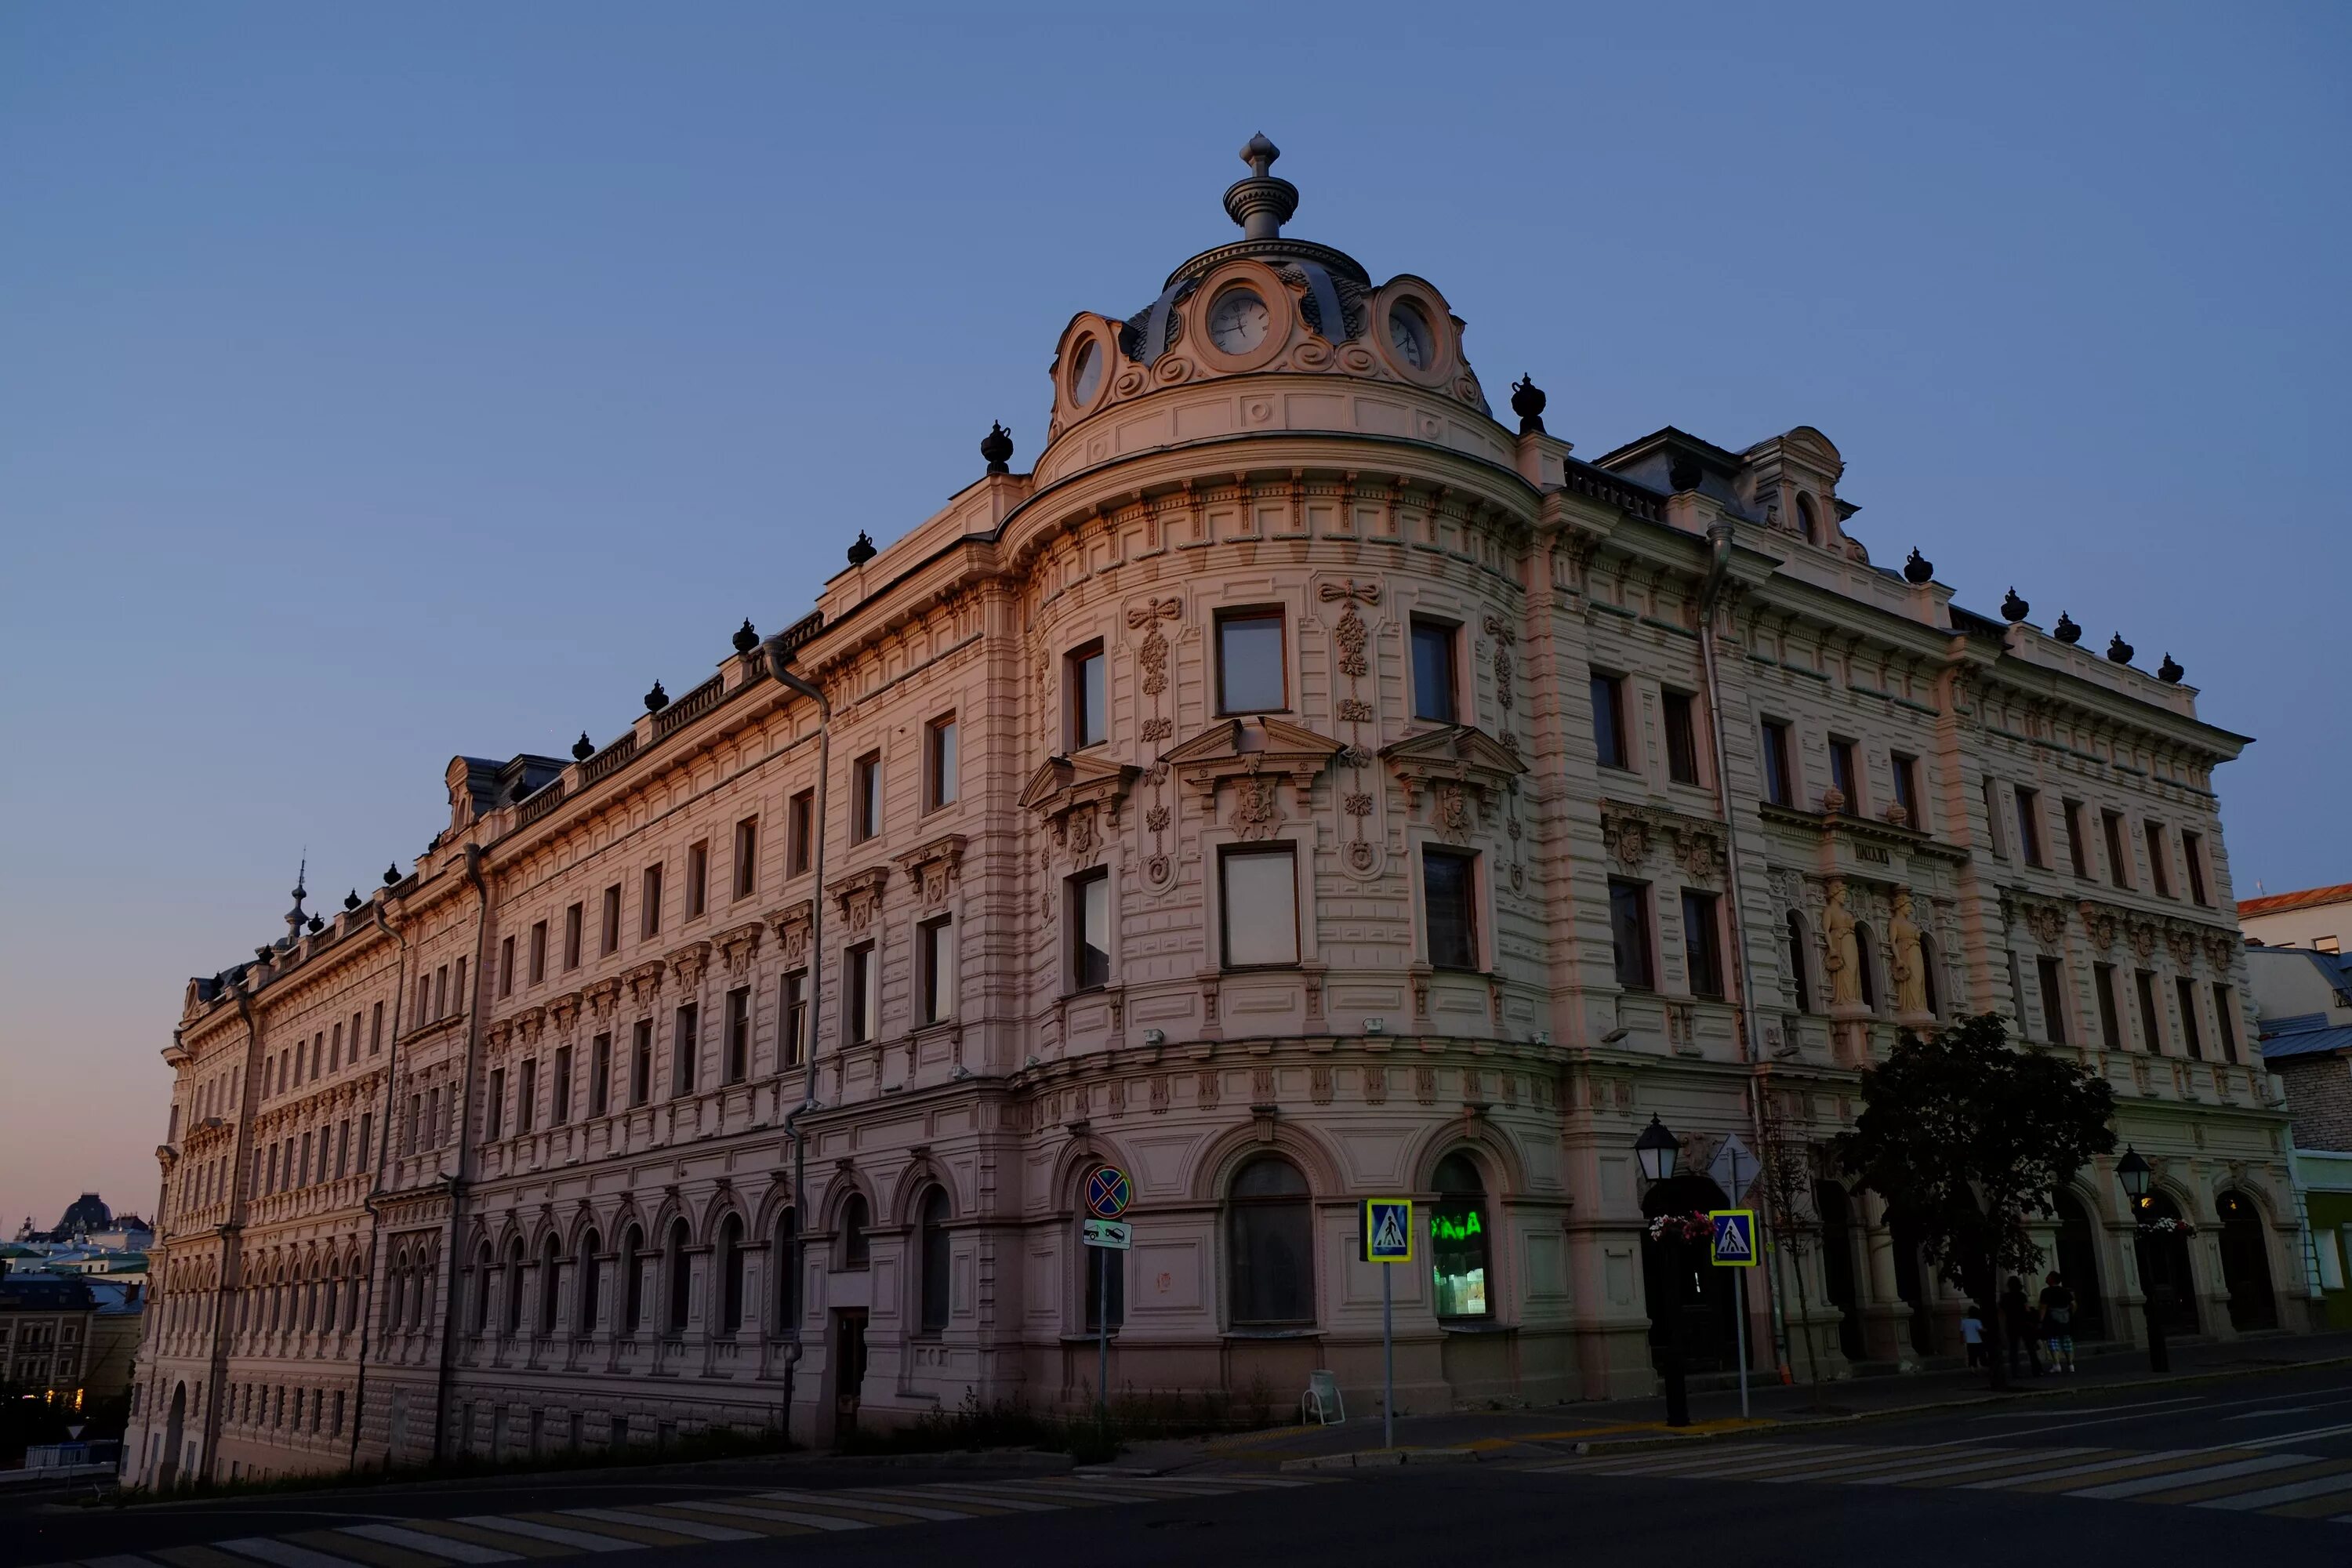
[1429, 1152, 1492, 1319]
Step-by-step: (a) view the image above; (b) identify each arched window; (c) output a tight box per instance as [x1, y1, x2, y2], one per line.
[1918, 933, 1940, 1018]
[620, 1225, 645, 1333]
[539, 1236, 563, 1336]
[503, 1238, 525, 1335]
[919, 1188, 952, 1334]
[2051, 1192, 2104, 1339]
[665, 1219, 691, 1333]
[1795, 492, 1819, 545]
[301, 1260, 318, 1331]
[577, 1229, 602, 1334]
[409, 1248, 432, 1330]
[471, 1242, 493, 1333]
[347, 1252, 365, 1330]
[1227, 1156, 1314, 1326]
[1786, 912, 1813, 1014]
[1430, 1153, 1492, 1319]
[387, 1250, 407, 1331]
[1853, 921, 1879, 1011]
[2216, 1190, 2277, 1331]
[772, 1209, 799, 1335]
[840, 1192, 871, 1269]
[718, 1215, 746, 1334]
[321, 1265, 339, 1333]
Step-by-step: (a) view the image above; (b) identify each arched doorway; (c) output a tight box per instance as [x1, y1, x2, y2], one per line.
[2216, 1190, 2278, 1331]
[2133, 1192, 2199, 1335]
[1815, 1181, 1865, 1363]
[162, 1382, 187, 1486]
[1641, 1175, 1736, 1372]
[1889, 1214, 1935, 1355]
[2053, 1191, 2107, 1339]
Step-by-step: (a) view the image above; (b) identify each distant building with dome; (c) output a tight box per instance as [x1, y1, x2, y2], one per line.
[129, 138, 2308, 1487]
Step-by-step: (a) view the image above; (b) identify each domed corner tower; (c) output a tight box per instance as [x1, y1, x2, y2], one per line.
[1035, 135, 1508, 489]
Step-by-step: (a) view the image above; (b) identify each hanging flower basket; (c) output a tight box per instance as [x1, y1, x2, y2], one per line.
[1648, 1210, 1714, 1244]
[2136, 1217, 2194, 1236]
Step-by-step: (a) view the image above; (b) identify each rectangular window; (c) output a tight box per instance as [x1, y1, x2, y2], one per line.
[589, 1033, 611, 1116]
[1410, 620, 1457, 724]
[2183, 831, 2210, 906]
[1423, 848, 1479, 971]
[358, 1112, 372, 1168]
[2175, 976, 2202, 1060]
[641, 864, 664, 939]
[2104, 811, 2131, 889]
[927, 715, 959, 811]
[1891, 753, 1921, 828]
[1215, 611, 1286, 714]
[1070, 870, 1111, 990]
[2144, 822, 2173, 898]
[299, 1131, 312, 1185]
[335, 1120, 350, 1178]
[602, 885, 622, 955]
[1069, 639, 1109, 745]
[724, 986, 751, 1083]
[631, 1020, 653, 1106]
[852, 751, 882, 842]
[2136, 969, 2164, 1054]
[1610, 879, 1654, 991]
[1682, 890, 1724, 1000]
[2064, 800, 2090, 879]
[671, 1004, 699, 1097]
[1590, 673, 1629, 771]
[1828, 737, 1858, 813]
[553, 1045, 572, 1125]
[920, 916, 956, 1024]
[1664, 691, 1701, 786]
[371, 1001, 383, 1055]
[2212, 983, 2239, 1064]
[686, 841, 709, 920]
[499, 936, 516, 999]
[434, 964, 449, 1020]
[733, 818, 758, 900]
[564, 902, 583, 970]
[782, 971, 808, 1068]
[517, 1058, 538, 1135]
[488, 1068, 506, 1141]
[2015, 786, 2045, 867]
[1221, 845, 1300, 968]
[788, 789, 814, 877]
[2035, 956, 2069, 1044]
[2095, 963, 2124, 1050]
[1760, 720, 1794, 807]
[847, 943, 878, 1042]
[1982, 779, 2006, 858]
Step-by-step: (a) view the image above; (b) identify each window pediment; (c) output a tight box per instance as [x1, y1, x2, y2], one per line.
[1020, 752, 1141, 825]
[1164, 717, 1348, 811]
[896, 834, 968, 908]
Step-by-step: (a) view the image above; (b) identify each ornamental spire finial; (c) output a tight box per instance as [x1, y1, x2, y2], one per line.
[1223, 132, 1298, 241]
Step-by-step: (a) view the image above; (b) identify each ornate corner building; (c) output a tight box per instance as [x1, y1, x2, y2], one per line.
[127, 139, 2309, 1486]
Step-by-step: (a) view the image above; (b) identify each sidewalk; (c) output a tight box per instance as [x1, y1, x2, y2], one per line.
[1116, 1329, 2352, 1474]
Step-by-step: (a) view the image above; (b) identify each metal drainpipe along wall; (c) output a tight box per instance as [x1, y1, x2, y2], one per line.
[1697, 516, 1792, 1381]
[349, 897, 412, 1471]
[429, 846, 495, 1463]
[765, 635, 829, 1441]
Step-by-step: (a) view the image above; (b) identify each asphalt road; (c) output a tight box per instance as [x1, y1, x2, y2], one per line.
[9, 1367, 2350, 1568]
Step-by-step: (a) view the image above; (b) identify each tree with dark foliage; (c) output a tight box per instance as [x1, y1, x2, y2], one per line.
[1835, 1013, 2117, 1388]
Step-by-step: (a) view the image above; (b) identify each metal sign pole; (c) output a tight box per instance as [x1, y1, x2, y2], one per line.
[1097, 1257, 1109, 1423]
[1381, 1260, 1394, 1451]
[1732, 1149, 1750, 1419]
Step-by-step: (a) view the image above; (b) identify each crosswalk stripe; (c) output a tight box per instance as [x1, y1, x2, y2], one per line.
[87, 1556, 167, 1568]
[452, 1519, 636, 1554]
[216, 1539, 363, 1568]
[670, 1501, 868, 1533]
[751, 1489, 975, 1522]
[1896, 1450, 2131, 1489]
[897, 1485, 1069, 1512]
[1848, 1446, 2103, 1486]
[1754, 1448, 1995, 1484]
[635, 1501, 815, 1536]
[558, 1509, 758, 1543]
[2192, 1471, 2352, 1511]
[157, 1547, 278, 1568]
[339, 1524, 523, 1563]
[954, 1480, 1154, 1504]
[825, 1487, 1025, 1515]
[284, 1534, 446, 1568]
[1563, 1443, 1855, 1477]
[505, 1515, 683, 1549]
[1958, 1449, 2222, 1491]
[2067, 1454, 2311, 1500]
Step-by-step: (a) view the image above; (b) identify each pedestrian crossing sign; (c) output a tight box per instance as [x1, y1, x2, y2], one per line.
[1363, 1198, 1414, 1264]
[1710, 1208, 1758, 1267]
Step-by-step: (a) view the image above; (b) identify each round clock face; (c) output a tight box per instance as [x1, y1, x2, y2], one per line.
[1071, 337, 1102, 405]
[1388, 302, 1432, 369]
[1208, 288, 1271, 353]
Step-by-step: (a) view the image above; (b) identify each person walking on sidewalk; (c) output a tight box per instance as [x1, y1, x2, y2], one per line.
[2001, 1276, 2044, 1377]
[1961, 1303, 1986, 1369]
[2039, 1271, 2078, 1373]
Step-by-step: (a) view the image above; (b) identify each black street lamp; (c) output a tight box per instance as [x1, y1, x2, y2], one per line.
[1635, 1116, 1692, 1428]
[2115, 1147, 2169, 1374]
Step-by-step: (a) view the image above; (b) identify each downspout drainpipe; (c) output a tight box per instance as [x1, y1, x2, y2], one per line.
[430, 847, 495, 1464]
[350, 898, 412, 1472]
[765, 636, 829, 1445]
[1697, 517, 1793, 1381]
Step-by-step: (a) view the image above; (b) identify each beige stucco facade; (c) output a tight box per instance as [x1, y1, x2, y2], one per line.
[127, 140, 2314, 1486]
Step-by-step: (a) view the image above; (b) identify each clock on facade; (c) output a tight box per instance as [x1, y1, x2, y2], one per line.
[1388, 301, 1432, 370]
[1208, 288, 1271, 353]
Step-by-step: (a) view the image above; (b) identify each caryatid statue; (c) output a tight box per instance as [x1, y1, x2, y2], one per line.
[1889, 888, 1930, 1018]
[1824, 878, 1864, 1008]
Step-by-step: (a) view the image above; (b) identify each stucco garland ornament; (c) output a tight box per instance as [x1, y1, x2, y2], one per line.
[2027, 902, 2067, 953]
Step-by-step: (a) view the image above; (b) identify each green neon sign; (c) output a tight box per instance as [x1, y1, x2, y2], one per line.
[1429, 1210, 1483, 1243]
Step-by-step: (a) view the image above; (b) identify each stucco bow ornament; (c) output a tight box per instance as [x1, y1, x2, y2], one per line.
[1318, 580, 1381, 605]
[1125, 597, 1182, 629]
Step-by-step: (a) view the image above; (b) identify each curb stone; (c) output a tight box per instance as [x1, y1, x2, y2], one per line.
[1281, 1447, 1479, 1472]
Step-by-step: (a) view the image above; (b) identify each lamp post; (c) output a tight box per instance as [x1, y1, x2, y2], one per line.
[1635, 1116, 1692, 1428]
[2116, 1147, 2169, 1374]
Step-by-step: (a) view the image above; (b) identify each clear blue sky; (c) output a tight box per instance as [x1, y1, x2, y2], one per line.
[2, 2, 2344, 1221]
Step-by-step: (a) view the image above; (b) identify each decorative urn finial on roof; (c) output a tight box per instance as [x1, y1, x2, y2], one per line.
[2107, 633, 2135, 665]
[572, 731, 595, 761]
[846, 530, 877, 567]
[981, 421, 1014, 474]
[2053, 612, 2082, 644]
[1223, 132, 1298, 241]
[1509, 375, 1546, 435]
[383, 862, 401, 887]
[732, 619, 759, 655]
[1903, 547, 1934, 585]
[2158, 652, 2183, 684]
[2000, 587, 2030, 623]
[644, 680, 669, 713]
[343, 889, 361, 912]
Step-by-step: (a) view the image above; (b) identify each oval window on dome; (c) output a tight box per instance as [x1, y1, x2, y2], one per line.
[1070, 337, 1102, 406]
[1388, 301, 1432, 370]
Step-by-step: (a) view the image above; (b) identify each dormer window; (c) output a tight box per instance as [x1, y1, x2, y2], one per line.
[1795, 493, 1820, 545]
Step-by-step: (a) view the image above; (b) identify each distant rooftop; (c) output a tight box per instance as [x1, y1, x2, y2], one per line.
[2240, 882, 2352, 920]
